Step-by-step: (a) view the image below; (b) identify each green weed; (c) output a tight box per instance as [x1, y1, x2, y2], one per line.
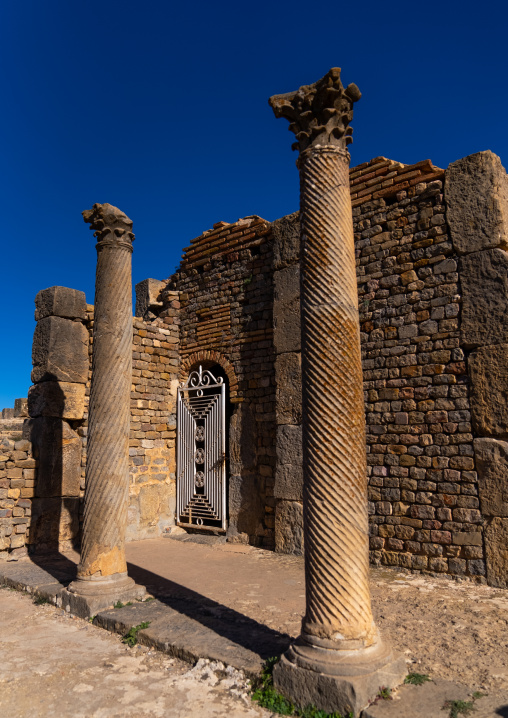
[251, 657, 352, 718]
[33, 596, 48, 605]
[405, 672, 431, 686]
[121, 621, 150, 647]
[443, 699, 475, 718]
[377, 687, 392, 700]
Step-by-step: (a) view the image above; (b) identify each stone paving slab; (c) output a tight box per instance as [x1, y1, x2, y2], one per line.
[0, 552, 290, 677]
[94, 599, 281, 676]
[363, 679, 508, 718]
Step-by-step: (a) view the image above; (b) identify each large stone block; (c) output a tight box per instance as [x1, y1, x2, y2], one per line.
[460, 249, 508, 348]
[445, 150, 508, 255]
[274, 425, 303, 500]
[25, 417, 82, 498]
[135, 278, 165, 318]
[31, 316, 89, 384]
[275, 499, 303, 555]
[35, 286, 87, 321]
[13, 398, 28, 418]
[272, 212, 300, 270]
[28, 381, 86, 420]
[484, 517, 508, 588]
[469, 343, 508, 438]
[274, 264, 301, 353]
[474, 438, 508, 517]
[28, 497, 80, 550]
[275, 353, 302, 425]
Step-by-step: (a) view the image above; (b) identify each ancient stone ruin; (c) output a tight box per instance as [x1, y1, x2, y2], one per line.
[1, 71, 507, 611]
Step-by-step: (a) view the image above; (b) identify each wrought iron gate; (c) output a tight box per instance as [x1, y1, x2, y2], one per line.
[176, 365, 226, 531]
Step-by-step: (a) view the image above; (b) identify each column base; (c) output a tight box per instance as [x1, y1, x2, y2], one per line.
[273, 637, 406, 718]
[60, 572, 146, 618]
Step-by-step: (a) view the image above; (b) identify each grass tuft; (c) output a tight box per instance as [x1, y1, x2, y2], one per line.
[404, 672, 431, 686]
[250, 657, 352, 718]
[121, 621, 150, 647]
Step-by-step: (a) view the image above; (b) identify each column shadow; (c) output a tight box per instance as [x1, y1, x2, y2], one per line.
[127, 560, 292, 659]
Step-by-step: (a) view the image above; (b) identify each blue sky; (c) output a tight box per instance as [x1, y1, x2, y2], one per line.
[1, 0, 507, 408]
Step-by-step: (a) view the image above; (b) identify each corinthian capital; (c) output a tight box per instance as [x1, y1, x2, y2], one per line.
[82, 203, 135, 244]
[269, 67, 361, 154]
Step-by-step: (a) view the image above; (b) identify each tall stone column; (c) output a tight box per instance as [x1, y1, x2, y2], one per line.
[67, 203, 144, 615]
[269, 69, 405, 716]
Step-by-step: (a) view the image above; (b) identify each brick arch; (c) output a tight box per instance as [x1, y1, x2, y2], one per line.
[180, 350, 239, 401]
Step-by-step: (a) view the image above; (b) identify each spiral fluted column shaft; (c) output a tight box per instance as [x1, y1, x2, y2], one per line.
[78, 238, 133, 579]
[299, 146, 375, 647]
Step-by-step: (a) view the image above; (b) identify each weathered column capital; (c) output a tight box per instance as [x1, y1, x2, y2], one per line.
[269, 67, 361, 154]
[82, 203, 135, 251]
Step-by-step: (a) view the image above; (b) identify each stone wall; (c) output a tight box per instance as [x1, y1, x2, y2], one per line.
[0, 433, 33, 560]
[445, 151, 508, 587]
[0, 286, 181, 560]
[163, 216, 276, 547]
[270, 152, 508, 587]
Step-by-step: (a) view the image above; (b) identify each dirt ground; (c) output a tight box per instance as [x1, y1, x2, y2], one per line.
[127, 538, 508, 697]
[0, 587, 269, 718]
[1, 539, 507, 716]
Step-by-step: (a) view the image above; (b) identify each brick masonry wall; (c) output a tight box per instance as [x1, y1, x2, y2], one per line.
[164, 216, 277, 547]
[356, 174, 483, 579]
[271, 154, 508, 584]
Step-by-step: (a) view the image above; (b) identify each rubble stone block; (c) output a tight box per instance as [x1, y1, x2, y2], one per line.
[272, 211, 300, 270]
[473, 438, 508, 517]
[273, 264, 301, 353]
[484, 517, 508, 587]
[31, 316, 89, 384]
[275, 353, 302, 425]
[275, 499, 303, 555]
[135, 278, 165, 318]
[28, 381, 86, 420]
[274, 425, 303, 501]
[25, 417, 81, 497]
[35, 286, 87, 321]
[469, 343, 508, 438]
[460, 249, 508, 348]
[445, 150, 508, 255]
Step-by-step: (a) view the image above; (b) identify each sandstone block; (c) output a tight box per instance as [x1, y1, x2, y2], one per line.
[31, 316, 89, 384]
[445, 150, 508, 255]
[35, 286, 87, 321]
[272, 212, 300, 270]
[25, 417, 81, 498]
[29, 497, 79, 549]
[135, 278, 165, 318]
[28, 381, 86, 420]
[273, 264, 301, 353]
[484, 517, 508, 587]
[13, 398, 28, 418]
[469, 343, 508, 438]
[274, 425, 303, 501]
[275, 499, 303, 555]
[460, 249, 508, 348]
[138, 482, 171, 523]
[275, 353, 302, 425]
[474, 438, 508, 517]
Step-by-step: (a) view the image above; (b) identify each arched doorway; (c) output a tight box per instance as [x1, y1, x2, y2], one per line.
[176, 363, 230, 533]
